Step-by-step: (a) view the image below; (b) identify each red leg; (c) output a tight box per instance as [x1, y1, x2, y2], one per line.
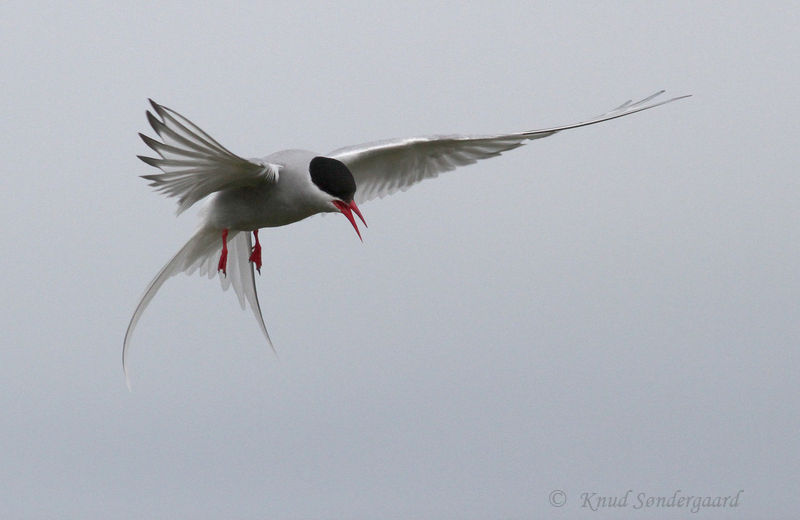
[249, 229, 262, 274]
[217, 229, 229, 275]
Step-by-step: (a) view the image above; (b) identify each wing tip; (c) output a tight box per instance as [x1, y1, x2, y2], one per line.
[137, 155, 160, 167]
[146, 110, 163, 133]
[139, 133, 161, 153]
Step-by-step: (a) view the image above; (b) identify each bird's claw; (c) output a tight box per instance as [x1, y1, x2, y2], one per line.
[249, 230, 262, 274]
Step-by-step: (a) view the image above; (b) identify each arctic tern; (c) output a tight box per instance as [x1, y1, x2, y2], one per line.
[124, 91, 689, 384]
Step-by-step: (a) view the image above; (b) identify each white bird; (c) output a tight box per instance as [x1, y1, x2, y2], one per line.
[124, 91, 689, 384]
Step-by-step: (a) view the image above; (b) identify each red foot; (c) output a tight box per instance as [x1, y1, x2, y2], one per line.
[217, 229, 229, 275]
[249, 229, 262, 273]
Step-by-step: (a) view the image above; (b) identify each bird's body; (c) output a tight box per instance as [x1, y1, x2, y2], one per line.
[207, 149, 334, 230]
[124, 91, 689, 384]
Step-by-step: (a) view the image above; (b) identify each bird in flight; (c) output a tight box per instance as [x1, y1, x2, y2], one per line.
[124, 91, 689, 384]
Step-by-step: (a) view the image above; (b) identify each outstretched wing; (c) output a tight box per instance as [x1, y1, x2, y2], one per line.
[328, 91, 690, 204]
[138, 99, 280, 214]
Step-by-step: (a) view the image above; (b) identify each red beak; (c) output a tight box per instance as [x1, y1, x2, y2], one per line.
[332, 200, 367, 241]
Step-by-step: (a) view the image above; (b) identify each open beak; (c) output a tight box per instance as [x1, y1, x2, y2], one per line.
[332, 200, 367, 241]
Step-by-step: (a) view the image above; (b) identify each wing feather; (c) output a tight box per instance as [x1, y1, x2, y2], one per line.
[139, 100, 280, 214]
[329, 91, 690, 204]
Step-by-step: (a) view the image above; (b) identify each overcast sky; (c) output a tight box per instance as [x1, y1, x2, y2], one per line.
[2, 1, 798, 518]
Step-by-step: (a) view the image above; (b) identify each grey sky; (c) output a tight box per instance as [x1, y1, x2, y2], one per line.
[2, 1, 798, 518]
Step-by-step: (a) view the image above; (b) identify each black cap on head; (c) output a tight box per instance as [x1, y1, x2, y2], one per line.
[309, 156, 357, 202]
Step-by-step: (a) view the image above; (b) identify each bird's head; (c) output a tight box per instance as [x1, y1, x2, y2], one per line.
[309, 156, 367, 240]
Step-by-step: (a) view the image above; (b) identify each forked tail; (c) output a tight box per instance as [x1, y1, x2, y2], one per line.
[123, 227, 273, 388]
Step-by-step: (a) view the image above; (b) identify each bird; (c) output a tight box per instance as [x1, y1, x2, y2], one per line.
[124, 90, 689, 384]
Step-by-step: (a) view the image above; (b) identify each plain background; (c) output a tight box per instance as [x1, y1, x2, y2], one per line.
[2, 1, 798, 518]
